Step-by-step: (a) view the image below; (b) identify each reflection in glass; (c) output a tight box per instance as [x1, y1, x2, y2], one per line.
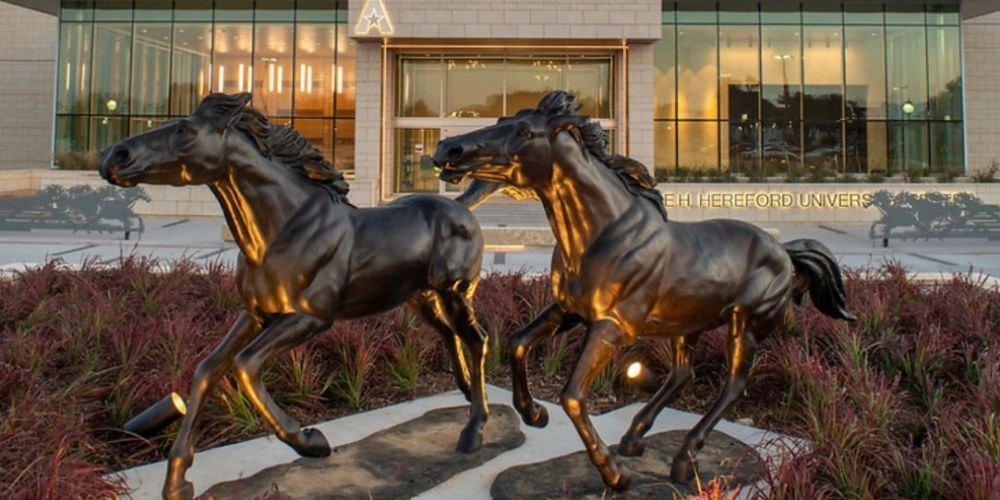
[89, 116, 127, 153]
[677, 26, 718, 119]
[846, 120, 888, 173]
[762, 119, 801, 174]
[171, 24, 212, 115]
[723, 120, 761, 174]
[762, 25, 801, 121]
[213, 24, 252, 95]
[507, 57, 564, 114]
[845, 26, 887, 120]
[174, 0, 213, 22]
[803, 2, 843, 25]
[653, 121, 676, 177]
[294, 24, 336, 117]
[886, 5, 926, 25]
[927, 27, 962, 120]
[445, 57, 503, 118]
[845, 4, 883, 25]
[889, 121, 929, 174]
[255, 0, 295, 22]
[91, 24, 131, 115]
[132, 24, 171, 116]
[678, 121, 718, 170]
[335, 25, 357, 116]
[803, 25, 843, 122]
[804, 121, 842, 169]
[931, 122, 964, 172]
[761, 2, 800, 24]
[719, 2, 759, 24]
[653, 25, 676, 119]
[398, 58, 442, 117]
[57, 23, 92, 114]
[61, 1, 93, 22]
[886, 26, 928, 120]
[293, 118, 334, 161]
[254, 23, 294, 116]
[130, 117, 168, 135]
[720, 25, 760, 122]
[334, 118, 355, 174]
[395, 128, 441, 193]
[215, 0, 253, 22]
[55, 116, 89, 165]
[133, 0, 172, 22]
[566, 57, 611, 118]
[93, 0, 131, 22]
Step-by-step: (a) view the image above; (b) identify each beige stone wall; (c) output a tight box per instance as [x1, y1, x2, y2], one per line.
[0, 2, 57, 171]
[627, 43, 655, 168]
[963, 10, 1000, 176]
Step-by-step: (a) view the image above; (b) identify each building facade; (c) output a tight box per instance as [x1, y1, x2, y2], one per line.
[1, 0, 998, 209]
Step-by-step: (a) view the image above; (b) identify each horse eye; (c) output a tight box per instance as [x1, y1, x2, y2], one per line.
[519, 128, 532, 139]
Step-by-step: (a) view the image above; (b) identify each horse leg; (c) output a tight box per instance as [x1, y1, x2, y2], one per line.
[510, 303, 578, 428]
[619, 332, 700, 457]
[671, 307, 757, 483]
[408, 292, 472, 401]
[438, 286, 490, 453]
[233, 313, 333, 458]
[563, 320, 631, 491]
[163, 312, 261, 500]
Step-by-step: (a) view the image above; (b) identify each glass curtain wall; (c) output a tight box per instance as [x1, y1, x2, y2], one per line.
[653, 2, 963, 179]
[54, 0, 356, 174]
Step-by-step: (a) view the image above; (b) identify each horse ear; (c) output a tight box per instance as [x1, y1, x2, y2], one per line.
[194, 93, 253, 132]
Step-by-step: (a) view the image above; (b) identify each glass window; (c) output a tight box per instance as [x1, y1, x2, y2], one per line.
[886, 5, 925, 25]
[507, 57, 565, 114]
[678, 121, 718, 170]
[845, 3, 883, 25]
[398, 58, 442, 117]
[293, 118, 334, 162]
[134, 0, 172, 22]
[132, 24, 172, 116]
[89, 116, 128, 153]
[566, 57, 612, 118]
[57, 23, 92, 114]
[930, 122, 964, 173]
[928, 4, 960, 26]
[719, 2, 758, 24]
[445, 57, 503, 118]
[804, 121, 843, 169]
[762, 25, 802, 121]
[889, 121, 929, 174]
[653, 121, 676, 178]
[174, 0, 213, 22]
[845, 26, 887, 120]
[130, 117, 169, 135]
[61, 1, 93, 22]
[213, 23, 253, 94]
[762, 119, 801, 173]
[803, 2, 843, 24]
[334, 118, 355, 174]
[723, 120, 761, 174]
[395, 128, 441, 193]
[886, 26, 928, 120]
[676, 2, 716, 24]
[803, 25, 843, 122]
[761, 1, 801, 24]
[54, 115, 89, 164]
[295, 24, 336, 117]
[298, 0, 339, 23]
[677, 26, 718, 119]
[720, 25, 760, 122]
[927, 27, 962, 121]
[846, 120, 888, 173]
[170, 24, 212, 115]
[254, 24, 294, 117]
[256, 0, 295, 22]
[93, 0, 130, 22]
[216, 0, 253, 22]
[653, 25, 676, 119]
[335, 25, 357, 116]
[91, 24, 132, 115]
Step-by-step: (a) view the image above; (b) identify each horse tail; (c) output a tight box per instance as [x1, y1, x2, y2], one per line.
[455, 180, 502, 210]
[784, 239, 857, 322]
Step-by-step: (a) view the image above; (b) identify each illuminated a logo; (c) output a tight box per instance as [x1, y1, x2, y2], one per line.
[355, 0, 393, 36]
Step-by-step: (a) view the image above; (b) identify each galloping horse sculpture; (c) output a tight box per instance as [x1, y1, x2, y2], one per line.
[435, 91, 856, 490]
[100, 93, 491, 500]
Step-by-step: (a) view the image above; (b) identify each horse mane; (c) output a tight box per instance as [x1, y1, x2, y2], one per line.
[199, 93, 352, 205]
[537, 91, 667, 220]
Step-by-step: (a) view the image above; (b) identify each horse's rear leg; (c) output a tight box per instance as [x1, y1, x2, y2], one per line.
[438, 285, 490, 453]
[408, 291, 472, 401]
[164, 312, 260, 500]
[619, 332, 700, 457]
[671, 307, 758, 483]
[233, 313, 333, 458]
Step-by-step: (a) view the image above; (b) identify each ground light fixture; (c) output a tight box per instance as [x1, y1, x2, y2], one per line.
[124, 392, 187, 438]
[624, 360, 659, 394]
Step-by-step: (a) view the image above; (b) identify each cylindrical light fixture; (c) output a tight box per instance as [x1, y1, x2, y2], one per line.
[124, 392, 187, 438]
[624, 361, 660, 394]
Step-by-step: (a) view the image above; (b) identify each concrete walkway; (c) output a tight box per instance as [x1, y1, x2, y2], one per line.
[114, 386, 792, 500]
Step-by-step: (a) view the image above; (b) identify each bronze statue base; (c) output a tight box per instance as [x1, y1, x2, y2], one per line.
[200, 405, 524, 499]
[490, 430, 765, 500]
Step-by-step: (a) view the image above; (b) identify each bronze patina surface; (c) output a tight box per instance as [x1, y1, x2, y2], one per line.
[100, 93, 492, 500]
[202, 405, 525, 500]
[436, 91, 856, 491]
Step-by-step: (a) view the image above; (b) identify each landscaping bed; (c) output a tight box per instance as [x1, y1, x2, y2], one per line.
[1, 259, 997, 499]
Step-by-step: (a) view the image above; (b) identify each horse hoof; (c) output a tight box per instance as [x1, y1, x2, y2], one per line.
[455, 427, 483, 454]
[670, 458, 696, 484]
[618, 439, 645, 457]
[163, 480, 194, 500]
[523, 403, 549, 428]
[609, 471, 632, 492]
[298, 428, 331, 458]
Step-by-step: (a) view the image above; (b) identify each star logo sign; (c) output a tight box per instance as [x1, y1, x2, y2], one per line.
[355, 0, 394, 36]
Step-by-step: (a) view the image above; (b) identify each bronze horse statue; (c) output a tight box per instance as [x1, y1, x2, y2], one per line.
[436, 91, 856, 490]
[99, 93, 491, 500]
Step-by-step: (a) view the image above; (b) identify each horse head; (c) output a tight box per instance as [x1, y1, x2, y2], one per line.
[100, 93, 252, 187]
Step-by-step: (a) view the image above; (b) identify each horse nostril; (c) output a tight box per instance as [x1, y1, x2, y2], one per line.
[447, 145, 464, 161]
[112, 146, 131, 167]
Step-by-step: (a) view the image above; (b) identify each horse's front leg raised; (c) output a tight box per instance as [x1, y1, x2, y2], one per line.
[509, 304, 579, 428]
[563, 320, 631, 491]
[164, 311, 261, 500]
[233, 313, 333, 457]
